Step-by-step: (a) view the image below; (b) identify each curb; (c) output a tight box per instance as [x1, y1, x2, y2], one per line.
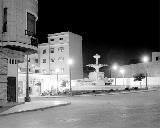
[77, 89, 159, 96]
[0, 102, 25, 108]
[0, 102, 71, 116]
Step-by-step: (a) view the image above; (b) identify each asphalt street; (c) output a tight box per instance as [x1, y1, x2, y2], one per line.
[0, 91, 160, 128]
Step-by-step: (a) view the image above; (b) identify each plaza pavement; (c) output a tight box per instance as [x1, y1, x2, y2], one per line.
[0, 88, 158, 116]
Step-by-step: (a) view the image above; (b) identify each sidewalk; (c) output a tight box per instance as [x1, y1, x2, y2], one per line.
[0, 100, 71, 116]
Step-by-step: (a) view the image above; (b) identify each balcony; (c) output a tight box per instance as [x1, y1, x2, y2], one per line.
[0, 30, 38, 54]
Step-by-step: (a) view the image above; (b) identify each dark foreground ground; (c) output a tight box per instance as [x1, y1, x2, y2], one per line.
[0, 90, 160, 128]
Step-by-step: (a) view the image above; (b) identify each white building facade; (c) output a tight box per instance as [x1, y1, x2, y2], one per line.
[39, 32, 83, 79]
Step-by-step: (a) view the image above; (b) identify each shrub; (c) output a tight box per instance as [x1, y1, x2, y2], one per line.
[125, 87, 130, 91]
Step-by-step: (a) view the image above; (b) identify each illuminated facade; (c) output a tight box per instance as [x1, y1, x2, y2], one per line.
[18, 32, 83, 96]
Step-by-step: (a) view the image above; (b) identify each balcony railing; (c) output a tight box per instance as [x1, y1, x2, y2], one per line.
[25, 30, 38, 47]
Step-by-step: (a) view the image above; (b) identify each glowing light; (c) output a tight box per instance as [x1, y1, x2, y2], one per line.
[68, 59, 73, 65]
[142, 56, 149, 63]
[112, 64, 118, 70]
[120, 69, 125, 74]
[55, 68, 60, 73]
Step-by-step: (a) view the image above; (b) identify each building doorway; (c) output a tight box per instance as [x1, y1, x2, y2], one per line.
[7, 77, 16, 102]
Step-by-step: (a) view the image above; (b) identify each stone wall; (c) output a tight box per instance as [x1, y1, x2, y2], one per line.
[0, 52, 8, 103]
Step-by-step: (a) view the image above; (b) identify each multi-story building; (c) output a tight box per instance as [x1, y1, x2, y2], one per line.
[0, 0, 38, 103]
[18, 32, 83, 96]
[39, 32, 83, 80]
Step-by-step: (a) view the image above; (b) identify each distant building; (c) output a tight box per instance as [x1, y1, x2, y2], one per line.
[20, 32, 83, 79]
[18, 32, 83, 96]
[0, 0, 38, 103]
[111, 52, 160, 78]
[152, 52, 160, 62]
[39, 32, 83, 79]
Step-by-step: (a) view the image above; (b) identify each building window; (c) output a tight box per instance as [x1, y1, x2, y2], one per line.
[61, 68, 64, 73]
[9, 59, 11, 64]
[27, 12, 36, 36]
[156, 56, 160, 61]
[43, 59, 46, 63]
[12, 59, 14, 64]
[3, 8, 7, 32]
[28, 58, 30, 62]
[59, 38, 63, 40]
[58, 57, 64, 61]
[42, 69, 47, 74]
[51, 69, 55, 74]
[43, 49, 46, 54]
[50, 58, 55, 62]
[35, 70, 39, 73]
[50, 48, 54, 53]
[50, 39, 54, 41]
[15, 60, 17, 64]
[58, 47, 64, 52]
[35, 59, 38, 63]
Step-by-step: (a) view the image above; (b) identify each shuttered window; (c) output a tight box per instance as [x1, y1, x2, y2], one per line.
[3, 8, 7, 32]
[27, 12, 36, 36]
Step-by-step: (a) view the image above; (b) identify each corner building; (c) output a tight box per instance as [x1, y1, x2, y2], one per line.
[0, 0, 38, 103]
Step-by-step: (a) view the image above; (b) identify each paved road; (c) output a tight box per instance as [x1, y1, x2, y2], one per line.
[0, 91, 160, 128]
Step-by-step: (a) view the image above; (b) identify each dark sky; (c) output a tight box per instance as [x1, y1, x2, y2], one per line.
[37, 0, 159, 66]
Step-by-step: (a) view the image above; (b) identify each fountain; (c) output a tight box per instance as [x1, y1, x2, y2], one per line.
[86, 54, 108, 85]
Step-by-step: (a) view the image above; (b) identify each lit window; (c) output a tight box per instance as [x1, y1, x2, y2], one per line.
[58, 47, 64, 52]
[43, 49, 46, 54]
[61, 68, 64, 73]
[58, 57, 64, 61]
[50, 58, 55, 62]
[50, 48, 54, 53]
[43, 59, 46, 63]
[42, 69, 46, 74]
[51, 69, 55, 74]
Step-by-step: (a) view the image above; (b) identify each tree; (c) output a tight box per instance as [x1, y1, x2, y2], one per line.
[133, 73, 145, 88]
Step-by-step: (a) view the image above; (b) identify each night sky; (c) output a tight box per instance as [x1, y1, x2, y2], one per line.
[37, 0, 159, 67]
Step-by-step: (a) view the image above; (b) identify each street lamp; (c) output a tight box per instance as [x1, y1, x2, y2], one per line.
[55, 68, 60, 95]
[120, 68, 125, 87]
[24, 52, 31, 102]
[68, 59, 73, 96]
[112, 64, 118, 86]
[142, 56, 149, 90]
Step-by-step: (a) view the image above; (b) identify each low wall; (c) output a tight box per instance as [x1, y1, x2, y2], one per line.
[111, 77, 160, 88]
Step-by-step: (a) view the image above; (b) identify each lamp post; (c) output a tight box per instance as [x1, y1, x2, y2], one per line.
[55, 68, 60, 95]
[112, 64, 118, 86]
[68, 59, 73, 96]
[120, 68, 125, 87]
[142, 56, 149, 90]
[24, 52, 31, 102]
